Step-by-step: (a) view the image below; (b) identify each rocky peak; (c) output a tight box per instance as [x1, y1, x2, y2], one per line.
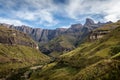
[97, 21, 101, 24]
[66, 23, 83, 32]
[70, 23, 83, 29]
[84, 18, 95, 26]
[106, 21, 113, 24]
[56, 28, 67, 32]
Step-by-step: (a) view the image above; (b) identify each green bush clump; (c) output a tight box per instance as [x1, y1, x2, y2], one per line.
[110, 45, 120, 56]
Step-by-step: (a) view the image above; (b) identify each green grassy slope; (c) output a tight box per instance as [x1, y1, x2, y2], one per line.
[41, 34, 76, 57]
[0, 26, 50, 79]
[29, 23, 120, 80]
[74, 59, 120, 80]
[60, 25, 120, 67]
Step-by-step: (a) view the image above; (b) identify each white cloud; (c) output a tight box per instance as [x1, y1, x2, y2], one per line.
[0, 0, 120, 28]
[14, 11, 36, 20]
[23, 0, 58, 26]
[64, 0, 82, 19]
[64, 0, 120, 22]
[0, 0, 58, 27]
[38, 10, 55, 24]
[61, 25, 70, 28]
[0, 17, 29, 26]
[103, 0, 120, 22]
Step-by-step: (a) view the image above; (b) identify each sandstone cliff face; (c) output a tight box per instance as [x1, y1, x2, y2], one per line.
[8, 25, 67, 44]
[9, 25, 43, 42]
[89, 30, 110, 40]
[89, 20, 120, 41]
[0, 26, 38, 49]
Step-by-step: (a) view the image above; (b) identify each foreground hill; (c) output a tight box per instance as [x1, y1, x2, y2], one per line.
[29, 21, 120, 80]
[0, 26, 50, 79]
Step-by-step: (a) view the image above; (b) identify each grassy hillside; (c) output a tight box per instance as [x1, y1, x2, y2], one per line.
[60, 25, 120, 67]
[0, 26, 50, 79]
[74, 59, 120, 80]
[29, 24, 120, 80]
[40, 34, 76, 57]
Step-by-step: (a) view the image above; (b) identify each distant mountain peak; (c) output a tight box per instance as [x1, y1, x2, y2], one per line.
[84, 18, 95, 26]
[71, 23, 82, 27]
[70, 23, 83, 29]
[106, 21, 113, 24]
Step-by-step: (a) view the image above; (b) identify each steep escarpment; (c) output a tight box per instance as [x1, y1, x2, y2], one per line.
[0, 18, 106, 55]
[0, 26, 38, 49]
[8, 25, 67, 43]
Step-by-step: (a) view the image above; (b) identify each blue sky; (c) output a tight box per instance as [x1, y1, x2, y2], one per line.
[0, 0, 120, 29]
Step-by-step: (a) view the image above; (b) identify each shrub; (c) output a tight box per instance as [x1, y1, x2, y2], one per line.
[110, 45, 120, 56]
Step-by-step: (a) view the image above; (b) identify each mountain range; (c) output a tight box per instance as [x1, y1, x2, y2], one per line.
[0, 18, 120, 80]
[29, 19, 120, 80]
[0, 18, 107, 56]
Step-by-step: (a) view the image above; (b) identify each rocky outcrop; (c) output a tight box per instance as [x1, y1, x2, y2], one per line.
[9, 25, 43, 42]
[89, 30, 110, 41]
[8, 25, 67, 44]
[0, 26, 38, 49]
[89, 20, 120, 41]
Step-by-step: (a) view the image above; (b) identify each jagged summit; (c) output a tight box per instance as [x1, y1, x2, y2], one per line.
[84, 18, 95, 26]
[70, 23, 83, 29]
